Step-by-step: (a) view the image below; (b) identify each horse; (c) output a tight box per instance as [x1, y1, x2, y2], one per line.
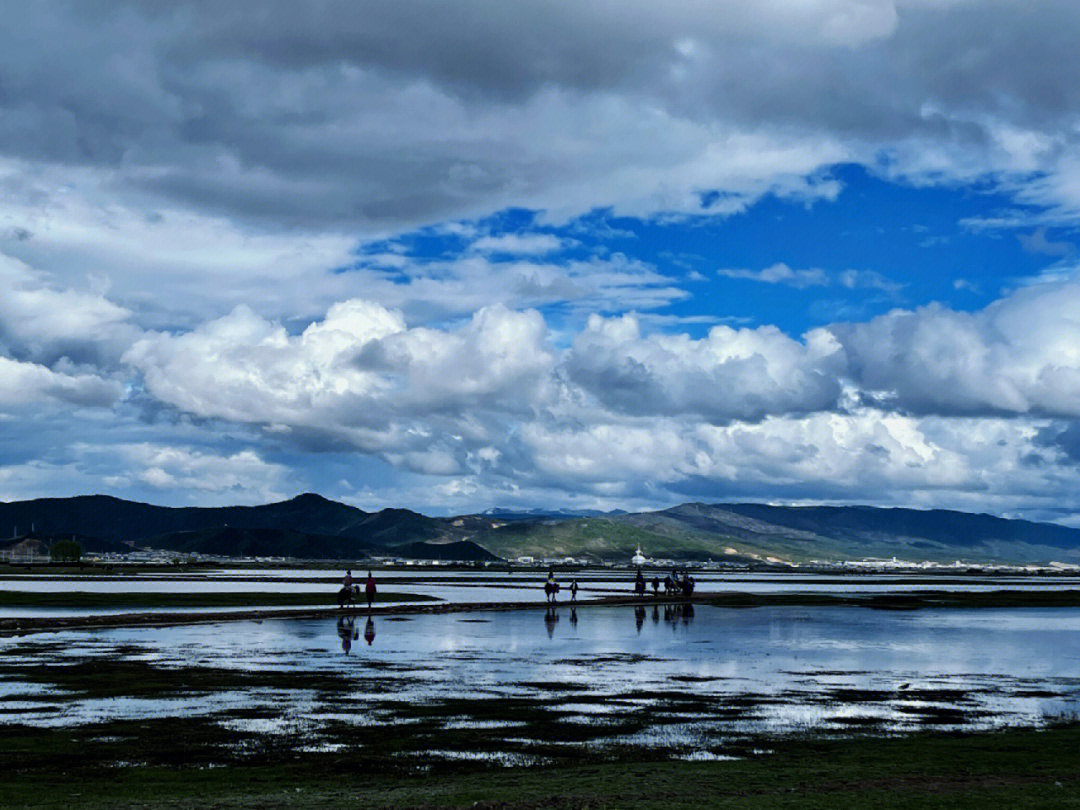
[544, 580, 560, 603]
[338, 584, 359, 609]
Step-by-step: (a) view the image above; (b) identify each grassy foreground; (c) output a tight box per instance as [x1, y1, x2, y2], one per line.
[2, 722, 1079, 809]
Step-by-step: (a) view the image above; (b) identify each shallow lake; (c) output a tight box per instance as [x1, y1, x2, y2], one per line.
[2, 604, 1078, 761]
[1, 568, 1078, 617]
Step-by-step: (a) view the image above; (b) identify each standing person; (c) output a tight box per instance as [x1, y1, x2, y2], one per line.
[343, 569, 353, 589]
[365, 570, 376, 609]
[570, 579, 579, 602]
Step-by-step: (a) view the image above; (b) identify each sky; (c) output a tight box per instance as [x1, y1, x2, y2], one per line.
[5, 1, 1080, 522]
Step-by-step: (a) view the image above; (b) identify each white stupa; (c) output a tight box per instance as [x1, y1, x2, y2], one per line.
[631, 545, 647, 566]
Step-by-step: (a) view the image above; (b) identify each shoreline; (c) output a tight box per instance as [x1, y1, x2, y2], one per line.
[4, 588, 1080, 636]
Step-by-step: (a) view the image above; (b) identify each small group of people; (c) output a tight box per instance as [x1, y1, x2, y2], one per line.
[635, 567, 695, 597]
[338, 569, 377, 609]
[544, 569, 579, 603]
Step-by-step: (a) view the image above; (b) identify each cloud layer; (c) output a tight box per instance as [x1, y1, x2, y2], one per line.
[4, 2, 1080, 516]
[5, 1, 1080, 235]
[93, 276, 1080, 512]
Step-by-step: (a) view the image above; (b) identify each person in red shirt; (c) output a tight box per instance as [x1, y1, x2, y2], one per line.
[365, 571, 376, 609]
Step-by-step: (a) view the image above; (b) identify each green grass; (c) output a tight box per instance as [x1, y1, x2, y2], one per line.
[0, 590, 438, 608]
[1, 721, 1078, 809]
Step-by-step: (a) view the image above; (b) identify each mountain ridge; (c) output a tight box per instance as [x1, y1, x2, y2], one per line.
[2, 494, 1078, 565]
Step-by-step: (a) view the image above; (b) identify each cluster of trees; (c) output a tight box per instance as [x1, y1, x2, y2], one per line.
[49, 540, 82, 563]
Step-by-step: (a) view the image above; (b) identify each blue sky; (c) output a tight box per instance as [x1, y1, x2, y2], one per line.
[4, 2, 1080, 523]
[357, 164, 1066, 338]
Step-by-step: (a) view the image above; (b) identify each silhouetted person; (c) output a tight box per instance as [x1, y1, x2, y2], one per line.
[652, 577, 660, 597]
[634, 567, 645, 595]
[545, 572, 559, 603]
[343, 569, 353, 589]
[365, 571, 376, 609]
[570, 579, 579, 602]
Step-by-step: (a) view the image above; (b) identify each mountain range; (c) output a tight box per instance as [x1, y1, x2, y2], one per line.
[2, 494, 1079, 565]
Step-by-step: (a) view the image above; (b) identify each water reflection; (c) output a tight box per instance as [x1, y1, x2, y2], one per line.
[336, 615, 357, 654]
[634, 605, 645, 633]
[661, 603, 695, 628]
[363, 616, 375, 646]
[4, 605, 1080, 742]
[544, 606, 559, 637]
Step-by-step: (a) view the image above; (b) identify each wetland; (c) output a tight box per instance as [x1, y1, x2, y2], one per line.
[3, 567, 1080, 808]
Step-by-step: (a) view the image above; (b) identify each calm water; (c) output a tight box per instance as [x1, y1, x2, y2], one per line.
[1, 568, 1077, 617]
[2, 604, 1078, 756]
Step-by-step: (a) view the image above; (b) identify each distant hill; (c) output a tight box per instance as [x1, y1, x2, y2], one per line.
[0, 493, 460, 561]
[1, 494, 1079, 565]
[472, 502, 1080, 565]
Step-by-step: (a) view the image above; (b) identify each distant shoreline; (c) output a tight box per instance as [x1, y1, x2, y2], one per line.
[4, 588, 1080, 636]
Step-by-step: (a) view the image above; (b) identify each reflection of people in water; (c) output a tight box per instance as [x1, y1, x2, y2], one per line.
[337, 614, 356, 654]
[544, 605, 559, 638]
[634, 604, 645, 632]
[652, 604, 660, 624]
[363, 616, 376, 646]
[570, 606, 578, 627]
[660, 603, 696, 628]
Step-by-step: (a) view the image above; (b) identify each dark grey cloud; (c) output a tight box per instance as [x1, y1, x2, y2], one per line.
[4, 2, 1080, 230]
